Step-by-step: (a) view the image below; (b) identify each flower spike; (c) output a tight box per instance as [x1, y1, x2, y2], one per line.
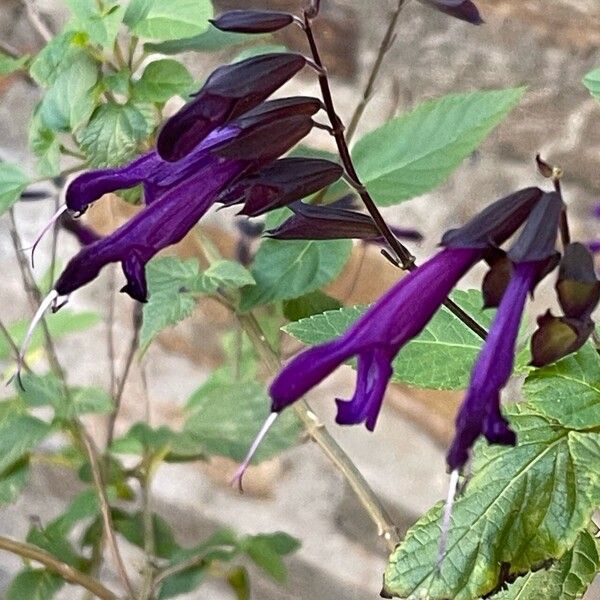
[231, 412, 279, 492]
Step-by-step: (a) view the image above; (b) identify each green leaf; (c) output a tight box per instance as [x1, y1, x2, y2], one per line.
[141, 258, 254, 351]
[123, 0, 153, 28]
[29, 107, 61, 178]
[133, 59, 194, 102]
[0, 460, 30, 504]
[7, 570, 63, 600]
[383, 401, 600, 600]
[352, 88, 525, 205]
[240, 238, 352, 311]
[76, 101, 152, 167]
[0, 162, 29, 215]
[0, 52, 28, 75]
[242, 532, 300, 583]
[492, 530, 600, 600]
[583, 68, 600, 101]
[0, 309, 100, 361]
[46, 489, 102, 537]
[65, 0, 126, 48]
[284, 289, 494, 389]
[130, 0, 213, 41]
[227, 566, 250, 600]
[144, 25, 254, 54]
[39, 54, 99, 131]
[29, 31, 89, 86]
[524, 344, 600, 430]
[0, 415, 51, 475]
[283, 290, 342, 322]
[158, 566, 206, 600]
[113, 511, 180, 559]
[185, 376, 301, 464]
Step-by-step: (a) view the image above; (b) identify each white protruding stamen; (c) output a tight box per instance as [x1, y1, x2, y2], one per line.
[436, 468, 460, 570]
[25, 204, 68, 269]
[231, 412, 279, 492]
[7, 290, 58, 388]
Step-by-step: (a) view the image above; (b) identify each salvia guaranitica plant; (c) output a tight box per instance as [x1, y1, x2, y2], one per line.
[0, 1, 599, 599]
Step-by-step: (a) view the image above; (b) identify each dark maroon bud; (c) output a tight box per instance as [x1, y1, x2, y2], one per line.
[227, 158, 343, 217]
[481, 250, 512, 308]
[212, 115, 313, 162]
[530, 311, 595, 367]
[233, 96, 322, 130]
[535, 154, 554, 179]
[157, 53, 306, 161]
[210, 10, 295, 34]
[556, 242, 600, 319]
[417, 0, 483, 25]
[441, 187, 544, 249]
[507, 192, 562, 263]
[267, 201, 383, 240]
[305, 0, 321, 19]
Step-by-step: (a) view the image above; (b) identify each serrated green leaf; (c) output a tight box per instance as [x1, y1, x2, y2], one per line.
[492, 530, 600, 600]
[524, 344, 600, 430]
[352, 88, 525, 205]
[76, 101, 152, 167]
[240, 238, 352, 311]
[65, 0, 126, 48]
[104, 69, 131, 95]
[583, 69, 600, 101]
[0, 415, 51, 475]
[196, 260, 255, 292]
[144, 25, 254, 54]
[131, 0, 213, 41]
[29, 107, 61, 177]
[29, 31, 89, 86]
[283, 289, 494, 389]
[383, 401, 600, 600]
[0, 52, 28, 75]
[0, 309, 100, 361]
[185, 377, 301, 464]
[133, 59, 194, 102]
[0, 162, 29, 215]
[39, 54, 99, 131]
[6, 569, 63, 600]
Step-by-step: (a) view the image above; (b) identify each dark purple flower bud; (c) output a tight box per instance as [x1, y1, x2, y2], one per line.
[481, 250, 512, 308]
[157, 53, 306, 162]
[530, 311, 595, 368]
[221, 158, 343, 216]
[447, 191, 562, 470]
[441, 187, 544, 249]
[210, 10, 295, 34]
[417, 0, 483, 24]
[556, 242, 600, 319]
[270, 247, 483, 429]
[535, 153, 554, 179]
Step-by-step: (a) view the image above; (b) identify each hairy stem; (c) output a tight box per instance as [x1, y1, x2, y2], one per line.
[303, 11, 488, 341]
[0, 535, 118, 600]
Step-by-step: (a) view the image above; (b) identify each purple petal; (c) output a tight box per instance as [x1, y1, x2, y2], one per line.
[335, 347, 394, 431]
[446, 262, 536, 470]
[120, 251, 148, 303]
[210, 10, 295, 34]
[418, 0, 483, 24]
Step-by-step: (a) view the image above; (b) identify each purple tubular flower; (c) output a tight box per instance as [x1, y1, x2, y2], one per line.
[54, 111, 315, 302]
[417, 0, 483, 24]
[447, 192, 563, 470]
[271, 247, 482, 429]
[269, 187, 546, 429]
[157, 53, 307, 162]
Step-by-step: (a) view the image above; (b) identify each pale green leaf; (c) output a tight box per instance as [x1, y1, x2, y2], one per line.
[133, 59, 194, 102]
[29, 31, 89, 86]
[144, 25, 254, 54]
[131, 0, 213, 41]
[352, 88, 525, 205]
[7, 570, 63, 600]
[0, 162, 29, 215]
[76, 101, 152, 167]
[240, 238, 352, 311]
[65, 0, 126, 48]
[196, 260, 255, 292]
[29, 107, 61, 177]
[0, 52, 28, 75]
[0, 461, 29, 505]
[39, 54, 99, 131]
[383, 401, 600, 599]
[492, 530, 600, 600]
[583, 69, 600, 101]
[0, 415, 51, 475]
